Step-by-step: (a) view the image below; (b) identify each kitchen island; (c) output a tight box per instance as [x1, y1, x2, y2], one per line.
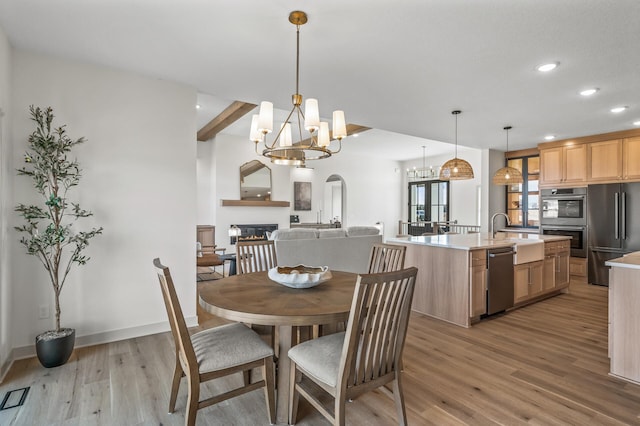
[606, 252, 640, 385]
[387, 232, 571, 327]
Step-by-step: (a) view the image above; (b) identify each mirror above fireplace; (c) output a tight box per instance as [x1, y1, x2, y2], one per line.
[240, 160, 271, 201]
[221, 160, 290, 207]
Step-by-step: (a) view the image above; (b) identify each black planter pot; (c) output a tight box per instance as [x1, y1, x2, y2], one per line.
[35, 328, 75, 368]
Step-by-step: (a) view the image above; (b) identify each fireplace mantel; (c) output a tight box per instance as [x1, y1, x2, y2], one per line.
[221, 200, 290, 207]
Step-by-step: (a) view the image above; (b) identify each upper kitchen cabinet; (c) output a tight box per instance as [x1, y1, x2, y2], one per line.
[538, 129, 640, 188]
[587, 137, 640, 182]
[588, 139, 623, 182]
[623, 136, 640, 180]
[539, 144, 586, 186]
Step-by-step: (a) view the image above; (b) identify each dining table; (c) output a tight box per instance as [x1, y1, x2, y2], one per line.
[198, 269, 358, 423]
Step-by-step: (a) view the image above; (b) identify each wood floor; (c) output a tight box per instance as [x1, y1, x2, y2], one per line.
[2, 278, 640, 425]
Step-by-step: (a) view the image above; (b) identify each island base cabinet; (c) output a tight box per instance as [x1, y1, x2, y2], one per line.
[543, 254, 556, 291]
[544, 240, 570, 291]
[514, 261, 543, 304]
[469, 250, 487, 317]
[556, 249, 570, 287]
[609, 267, 640, 384]
[403, 244, 472, 327]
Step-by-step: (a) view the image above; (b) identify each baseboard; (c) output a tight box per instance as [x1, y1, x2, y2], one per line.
[8, 316, 198, 362]
[0, 355, 14, 384]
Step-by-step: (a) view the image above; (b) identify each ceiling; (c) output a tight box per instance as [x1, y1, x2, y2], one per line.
[1, 0, 639, 161]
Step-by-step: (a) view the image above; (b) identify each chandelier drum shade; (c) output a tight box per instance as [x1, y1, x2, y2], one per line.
[492, 126, 523, 185]
[250, 11, 347, 167]
[439, 110, 475, 180]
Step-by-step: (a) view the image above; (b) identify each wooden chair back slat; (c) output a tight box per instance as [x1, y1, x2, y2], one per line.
[368, 243, 406, 273]
[236, 240, 278, 274]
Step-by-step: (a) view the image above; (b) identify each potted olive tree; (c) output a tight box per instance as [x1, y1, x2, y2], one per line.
[15, 106, 103, 368]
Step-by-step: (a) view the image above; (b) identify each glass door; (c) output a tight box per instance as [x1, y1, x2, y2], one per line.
[506, 155, 539, 228]
[527, 156, 540, 227]
[408, 180, 450, 235]
[506, 158, 523, 225]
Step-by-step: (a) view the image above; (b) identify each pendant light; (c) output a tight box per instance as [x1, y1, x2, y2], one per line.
[439, 110, 475, 180]
[492, 126, 523, 185]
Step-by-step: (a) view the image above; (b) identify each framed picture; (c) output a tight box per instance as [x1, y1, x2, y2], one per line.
[294, 181, 312, 211]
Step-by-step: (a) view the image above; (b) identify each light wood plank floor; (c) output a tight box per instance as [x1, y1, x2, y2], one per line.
[2, 278, 640, 425]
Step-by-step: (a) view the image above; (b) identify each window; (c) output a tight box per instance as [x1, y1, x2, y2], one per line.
[506, 155, 539, 227]
[408, 180, 450, 234]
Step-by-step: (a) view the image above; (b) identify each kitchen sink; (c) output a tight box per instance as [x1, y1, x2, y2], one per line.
[511, 240, 544, 264]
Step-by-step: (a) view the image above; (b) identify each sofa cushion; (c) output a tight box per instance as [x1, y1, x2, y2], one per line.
[318, 229, 346, 238]
[346, 226, 380, 237]
[270, 228, 319, 240]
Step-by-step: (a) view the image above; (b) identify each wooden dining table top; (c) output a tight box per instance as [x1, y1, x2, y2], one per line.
[198, 270, 358, 326]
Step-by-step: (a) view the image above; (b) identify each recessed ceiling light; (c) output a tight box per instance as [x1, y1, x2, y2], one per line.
[611, 106, 629, 113]
[634, 120, 640, 126]
[544, 135, 555, 140]
[196, 104, 201, 109]
[537, 62, 559, 72]
[352, 133, 359, 138]
[580, 88, 599, 96]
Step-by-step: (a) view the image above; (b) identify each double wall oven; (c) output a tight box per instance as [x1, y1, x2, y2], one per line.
[540, 187, 587, 257]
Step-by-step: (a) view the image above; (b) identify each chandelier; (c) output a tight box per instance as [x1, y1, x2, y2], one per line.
[492, 126, 523, 185]
[249, 11, 347, 167]
[407, 146, 440, 181]
[439, 110, 475, 180]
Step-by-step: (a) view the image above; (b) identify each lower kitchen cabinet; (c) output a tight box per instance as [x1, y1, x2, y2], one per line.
[543, 240, 570, 290]
[543, 253, 556, 291]
[469, 249, 487, 317]
[569, 256, 587, 278]
[555, 246, 570, 288]
[514, 260, 543, 304]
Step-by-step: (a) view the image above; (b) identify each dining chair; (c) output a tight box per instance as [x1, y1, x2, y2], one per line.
[367, 243, 407, 273]
[288, 267, 418, 426]
[153, 258, 275, 426]
[196, 242, 227, 279]
[235, 240, 279, 352]
[236, 240, 278, 274]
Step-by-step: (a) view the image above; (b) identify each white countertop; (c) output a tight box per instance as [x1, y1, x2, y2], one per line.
[387, 232, 570, 251]
[605, 252, 640, 270]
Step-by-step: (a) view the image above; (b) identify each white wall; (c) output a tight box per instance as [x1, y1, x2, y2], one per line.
[401, 149, 484, 230]
[211, 134, 291, 248]
[483, 149, 508, 231]
[0, 24, 13, 379]
[10, 51, 197, 354]
[197, 133, 404, 245]
[196, 140, 216, 224]
[296, 151, 403, 241]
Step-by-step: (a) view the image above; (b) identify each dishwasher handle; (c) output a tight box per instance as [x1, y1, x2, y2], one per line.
[488, 251, 514, 258]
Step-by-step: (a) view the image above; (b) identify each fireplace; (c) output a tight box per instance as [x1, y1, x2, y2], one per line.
[230, 224, 278, 245]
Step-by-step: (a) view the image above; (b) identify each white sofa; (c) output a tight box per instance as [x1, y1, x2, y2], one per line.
[270, 226, 382, 274]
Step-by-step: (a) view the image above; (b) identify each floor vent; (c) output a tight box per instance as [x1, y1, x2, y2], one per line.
[0, 387, 30, 410]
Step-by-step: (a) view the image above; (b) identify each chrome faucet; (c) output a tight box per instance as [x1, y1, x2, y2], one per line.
[490, 212, 511, 238]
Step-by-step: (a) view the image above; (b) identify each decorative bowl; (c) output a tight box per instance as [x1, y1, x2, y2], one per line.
[268, 265, 332, 289]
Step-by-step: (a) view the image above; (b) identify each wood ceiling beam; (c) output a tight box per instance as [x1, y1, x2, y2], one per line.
[197, 101, 257, 142]
[293, 123, 372, 147]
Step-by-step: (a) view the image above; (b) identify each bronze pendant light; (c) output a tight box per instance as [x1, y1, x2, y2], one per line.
[492, 126, 523, 185]
[439, 110, 475, 180]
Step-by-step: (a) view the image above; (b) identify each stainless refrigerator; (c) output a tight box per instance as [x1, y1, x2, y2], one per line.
[588, 182, 640, 285]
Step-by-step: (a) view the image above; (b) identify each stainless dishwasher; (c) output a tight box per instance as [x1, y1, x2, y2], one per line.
[486, 247, 515, 315]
